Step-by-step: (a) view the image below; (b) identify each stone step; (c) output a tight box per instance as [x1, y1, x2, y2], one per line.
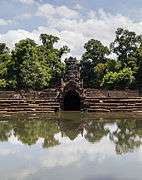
[0, 103, 60, 107]
[85, 96, 142, 99]
[0, 105, 59, 109]
[0, 110, 54, 113]
[85, 99, 142, 103]
[88, 106, 142, 110]
[0, 108, 56, 112]
[88, 109, 110, 112]
[0, 102, 33, 106]
[0, 105, 60, 109]
[87, 108, 134, 112]
[0, 99, 59, 102]
[89, 105, 136, 108]
[39, 102, 60, 106]
[87, 107, 142, 112]
[85, 103, 137, 106]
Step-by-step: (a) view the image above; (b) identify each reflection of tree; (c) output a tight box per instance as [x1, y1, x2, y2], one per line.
[13, 119, 60, 148]
[13, 120, 39, 145]
[85, 120, 109, 143]
[110, 120, 142, 154]
[0, 117, 60, 148]
[43, 136, 59, 148]
[0, 122, 12, 142]
[0, 115, 142, 155]
[58, 118, 82, 140]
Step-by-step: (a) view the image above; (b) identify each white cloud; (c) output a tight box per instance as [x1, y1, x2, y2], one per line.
[15, 13, 32, 20]
[0, 29, 40, 48]
[0, 18, 12, 26]
[74, 4, 83, 10]
[1, 8, 142, 58]
[16, 0, 35, 4]
[37, 3, 79, 19]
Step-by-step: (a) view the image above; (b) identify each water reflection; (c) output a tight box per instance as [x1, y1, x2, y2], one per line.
[0, 112, 142, 154]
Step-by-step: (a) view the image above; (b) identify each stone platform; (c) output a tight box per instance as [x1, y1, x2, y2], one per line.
[1, 57, 142, 114]
[0, 89, 142, 113]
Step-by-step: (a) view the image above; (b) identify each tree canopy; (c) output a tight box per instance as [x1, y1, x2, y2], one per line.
[81, 28, 142, 89]
[0, 34, 70, 90]
[1, 28, 142, 90]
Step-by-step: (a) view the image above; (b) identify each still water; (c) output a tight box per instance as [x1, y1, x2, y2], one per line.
[0, 112, 142, 180]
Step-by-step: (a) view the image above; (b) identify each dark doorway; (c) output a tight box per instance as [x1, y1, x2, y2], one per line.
[64, 90, 81, 111]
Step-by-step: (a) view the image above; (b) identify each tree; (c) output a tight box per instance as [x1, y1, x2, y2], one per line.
[110, 28, 142, 69]
[0, 43, 9, 54]
[12, 38, 51, 89]
[0, 43, 15, 89]
[132, 43, 142, 86]
[80, 39, 110, 88]
[39, 34, 70, 86]
[101, 68, 134, 89]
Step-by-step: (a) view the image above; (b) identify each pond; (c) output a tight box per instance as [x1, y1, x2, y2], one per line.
[0, 112, 142, 180]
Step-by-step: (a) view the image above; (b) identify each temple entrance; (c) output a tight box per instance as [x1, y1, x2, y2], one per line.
[64, 90, 81, 111]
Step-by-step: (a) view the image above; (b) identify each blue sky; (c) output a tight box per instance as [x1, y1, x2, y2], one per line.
[0, 0, 142, 57]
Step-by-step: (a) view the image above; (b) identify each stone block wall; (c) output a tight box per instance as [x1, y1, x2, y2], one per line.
[85, 89, 139, 98]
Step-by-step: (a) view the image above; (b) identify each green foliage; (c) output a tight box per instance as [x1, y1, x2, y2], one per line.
[81, 39, 109, 88]
[110, 28, 142, 68]
[0, 43, 9, 54]
[0, 43, 14, 89]
[1, 28, 142, 90]
[83, 39, 110, 65]
[0, 34, 70, 90]
[101, 68, 134, 89]
[11, 38, 51, 89]
[39, 34, 70, 86]
[81, 28, 142, 89]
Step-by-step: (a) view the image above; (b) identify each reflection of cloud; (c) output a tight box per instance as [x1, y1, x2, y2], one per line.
[40, 133, 115, 168]
[105, 123, 118, 133]
[8, 134, 44, 146]
[36, 138, 44, 145]
[138, 146, 142, 161]
[15, 169, 37, 180]
[5, 168, 37, 180]
[9, 134, 23, 145]
[0, 148, 16, 156]
[0, 129, 142, 180]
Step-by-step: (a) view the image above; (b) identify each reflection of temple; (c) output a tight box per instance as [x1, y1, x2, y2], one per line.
[1, 114, 142, 154]
[60, 57, 84, 111]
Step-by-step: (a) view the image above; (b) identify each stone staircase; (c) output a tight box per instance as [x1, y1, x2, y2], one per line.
[1, 89, 142, 113]
[0, 98, 60, 113]
[84, 97, 142, 112]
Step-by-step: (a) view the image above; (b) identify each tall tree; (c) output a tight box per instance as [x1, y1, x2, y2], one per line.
[80, 39, 110, 88]
[110, 28, 142, 69]
[12, 38, 51, 89]
[39, 34, 70, 86]
[0, 43, 14, 89]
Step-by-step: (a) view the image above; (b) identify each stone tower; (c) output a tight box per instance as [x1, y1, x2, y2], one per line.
[60, 57, 84, 111]
[64, 57, 80, 84]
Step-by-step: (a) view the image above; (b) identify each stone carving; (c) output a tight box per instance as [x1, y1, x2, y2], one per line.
[64, 57, 80, 83]
[60, 57, 85, 110]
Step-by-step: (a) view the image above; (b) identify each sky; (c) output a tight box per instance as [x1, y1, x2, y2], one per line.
[1, 0, 142, 58]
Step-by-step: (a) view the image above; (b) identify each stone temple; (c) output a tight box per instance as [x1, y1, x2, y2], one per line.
[0, 57, 142, 113]
[60, 57, 84, 111]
